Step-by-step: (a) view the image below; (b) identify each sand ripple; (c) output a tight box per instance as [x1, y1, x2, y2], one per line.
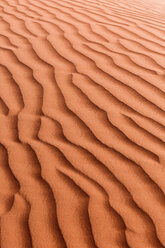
[0, 0, 165, 247]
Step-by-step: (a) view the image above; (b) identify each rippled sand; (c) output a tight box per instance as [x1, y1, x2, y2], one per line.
[0, 0, 165, 247]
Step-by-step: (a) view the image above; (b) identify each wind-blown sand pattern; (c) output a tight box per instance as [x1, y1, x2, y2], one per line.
[0, 0, 165, 247]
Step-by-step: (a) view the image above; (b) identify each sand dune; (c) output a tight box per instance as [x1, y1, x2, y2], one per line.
[0, 0, 165, 247]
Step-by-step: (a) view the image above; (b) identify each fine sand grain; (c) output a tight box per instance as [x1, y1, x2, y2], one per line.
[0, 0, 165, 247]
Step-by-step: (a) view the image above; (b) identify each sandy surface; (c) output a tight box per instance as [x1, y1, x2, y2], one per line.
[0, 0, 165, 247]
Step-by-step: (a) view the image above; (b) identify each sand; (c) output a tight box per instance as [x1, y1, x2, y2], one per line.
[0, 0, 165, 247]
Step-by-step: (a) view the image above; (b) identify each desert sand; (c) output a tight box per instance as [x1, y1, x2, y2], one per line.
[0, 0, 165, 247]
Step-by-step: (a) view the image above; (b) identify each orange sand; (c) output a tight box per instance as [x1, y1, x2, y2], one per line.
[0, 0, 165, 247]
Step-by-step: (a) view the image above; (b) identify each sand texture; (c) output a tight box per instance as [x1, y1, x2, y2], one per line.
[0, 0, 165, 247]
